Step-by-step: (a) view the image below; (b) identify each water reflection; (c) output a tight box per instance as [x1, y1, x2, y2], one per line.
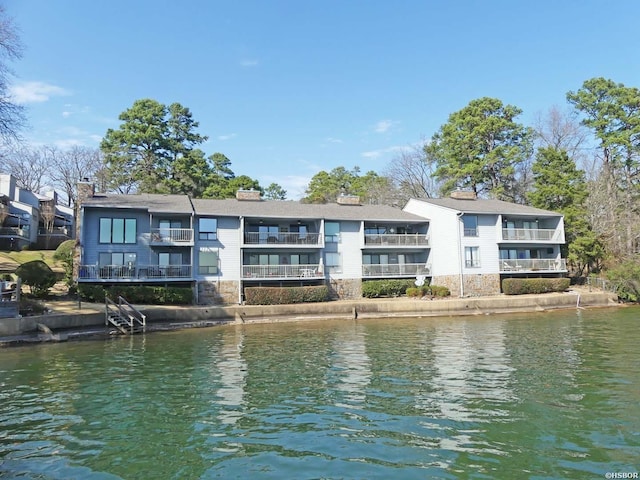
[214, 326, 247, 425]
[0, 308, 639, 479]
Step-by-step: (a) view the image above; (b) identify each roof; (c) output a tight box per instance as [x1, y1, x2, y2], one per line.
[192, 198, 427, 222]
[82, 193, 194, 214]
[413, 197, 562, 217]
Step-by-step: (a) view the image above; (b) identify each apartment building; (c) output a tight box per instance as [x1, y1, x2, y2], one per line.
[404, 190, 567, 296]
[0, 174, 74, 250]
[76, 186, 431, 303]
[76, 186, 566, 303]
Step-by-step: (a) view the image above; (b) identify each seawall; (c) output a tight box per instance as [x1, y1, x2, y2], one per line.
[0, 290, 619, 341]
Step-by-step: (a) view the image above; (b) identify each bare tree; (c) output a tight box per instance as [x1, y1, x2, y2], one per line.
[4, 145, 52, 192]
[384, 143, 439, 204]
[0, 6, 25, 144]
[49, 146, 103, 206]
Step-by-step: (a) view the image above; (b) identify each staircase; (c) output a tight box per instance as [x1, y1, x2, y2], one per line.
[105, 296, 146, 335]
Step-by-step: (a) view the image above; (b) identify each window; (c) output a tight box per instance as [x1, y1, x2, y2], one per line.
[199, 247, 218, 275]
[465, 246, 480, 268]
[159, 252, 183, 266]
[199, 218, 218, 240]
[325, 222, 340, 243]
[99, 218, 136, 244]
[463, 215, 478, 237]
[325, 252, 341, 273]
[99, 252, 136, 266]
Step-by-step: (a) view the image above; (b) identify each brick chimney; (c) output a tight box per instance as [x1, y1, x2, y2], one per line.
[336, 194, 361, 205]
[450, 190, 477, 200]
[236, 189, 262, 201]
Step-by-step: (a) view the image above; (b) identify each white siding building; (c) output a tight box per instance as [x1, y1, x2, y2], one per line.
[404, 191, 566, 296]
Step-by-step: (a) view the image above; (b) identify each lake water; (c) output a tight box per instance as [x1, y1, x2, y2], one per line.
[0, 307, 639, 479]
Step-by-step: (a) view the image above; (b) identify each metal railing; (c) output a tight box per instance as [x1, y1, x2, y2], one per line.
[0, 227, 30, 238]
[244, 232, 321, 245]
[37, 226, 71, 237]
[500, 258, 567, 272]
[79, 264, 193, 280]
[362, 263, 431, 277]
[105, 295, 146, 334]
[502, 228, 558, 241]
[364, 234, 429, 246]
[149, 228, 194, 244]
[242, 264, 324, 279]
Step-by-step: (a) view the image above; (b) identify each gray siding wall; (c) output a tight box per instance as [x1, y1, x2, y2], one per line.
[81, 208, 152, 266]
[194, 215, 241, 281]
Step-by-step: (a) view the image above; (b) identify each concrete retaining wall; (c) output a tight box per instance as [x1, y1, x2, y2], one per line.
[0, 291, 620, 337]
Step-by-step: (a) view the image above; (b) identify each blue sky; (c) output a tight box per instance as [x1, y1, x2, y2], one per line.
[5, 0, 640, 199]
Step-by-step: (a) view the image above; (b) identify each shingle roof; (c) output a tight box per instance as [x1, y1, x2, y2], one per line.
[415, 197, 561, 216]
[82, 193, 193, 214]
[192, 198, 427, 222]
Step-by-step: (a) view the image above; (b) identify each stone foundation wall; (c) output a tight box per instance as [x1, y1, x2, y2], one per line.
[329, 278, 362, 299]
[432, 274, 501, 297]
[198, 280, 239, 305]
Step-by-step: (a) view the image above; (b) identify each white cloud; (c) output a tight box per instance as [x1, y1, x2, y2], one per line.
[325, 137, 343, 144]
[361, 145, 409, 159]
[9, 81, 70, 104]
[218, 133, 237, 141]
[240, 59, 259, 67]
[373, 119, 399, 134]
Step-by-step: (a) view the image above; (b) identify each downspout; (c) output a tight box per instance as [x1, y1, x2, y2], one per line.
[239, 216, 244, 305]
[187, 196, 197, 304]
[457, 212, 464, 298]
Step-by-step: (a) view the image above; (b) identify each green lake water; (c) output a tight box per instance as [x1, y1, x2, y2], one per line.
[0, 307, 639, 479]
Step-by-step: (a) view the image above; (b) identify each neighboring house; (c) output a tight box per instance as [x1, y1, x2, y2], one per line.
[76, 187, 431, 303]
[404, 190, 567, 297]
[0, 174, 74, 251]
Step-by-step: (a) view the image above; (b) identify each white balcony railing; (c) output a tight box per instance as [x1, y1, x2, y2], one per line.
[502, 228, 558, 242]
[244, 232, 321, 245]
[500, 258, 567, 272]
[242, 264, 324, 279]
[38, 226, 71, 237]
[364, 234, 429, 247]
[362, 263, 431, 277]
[149, 228, 194, 244]
[78, 264, 193, 281]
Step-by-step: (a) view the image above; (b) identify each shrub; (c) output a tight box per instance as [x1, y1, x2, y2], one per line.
[502, 277, 570, 295]
[406, 285, 450, 298]
[245, 285, 330, 305]
[15, 260, 57, 297]
[605, 260, 640, 302]
[19, 298, 47, 316]
[362, 279, 414, 298]
[53, 239, 75, 287]
[77, 284, 193, 305]
[430, 285, 451, 297]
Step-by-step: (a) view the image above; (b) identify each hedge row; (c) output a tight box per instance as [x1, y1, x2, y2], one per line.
[361, 279, 415, 298]
[78, 284, 193, 304]
[244, 285, 330, 305]
[406, 285, 451, 297]
[502, 278, 570, 295]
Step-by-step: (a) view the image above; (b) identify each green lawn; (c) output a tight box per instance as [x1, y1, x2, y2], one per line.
[0, 250, 63, 272]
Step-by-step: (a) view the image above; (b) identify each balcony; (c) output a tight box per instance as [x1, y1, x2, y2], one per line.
[242, 264, 324, 279]
[244, 232, 321, 246]
[364, 234, 429, 247]
[500, 258, 567, 272]
[149, 228, 194, 246]
[78, 264, 193, 281]
[362, 263, 431, 277]
[38, 226, 72, 238]
[0, 227, 30, 239]
[502, 228, 559, 242]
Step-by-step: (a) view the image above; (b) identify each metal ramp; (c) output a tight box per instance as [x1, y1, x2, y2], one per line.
[105, 296, 146, 334]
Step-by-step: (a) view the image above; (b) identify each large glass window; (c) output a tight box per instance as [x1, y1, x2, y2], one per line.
[199, 247, 218, 274]
[99, 218, 137, 244]
[99, 252, 136, 266]
[463, 215, 478, 237]
[325, 222, 340, 243]
[325, 252, 341, 273]
[465, 246, 480, 268]
[199, 218, 218, 240]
